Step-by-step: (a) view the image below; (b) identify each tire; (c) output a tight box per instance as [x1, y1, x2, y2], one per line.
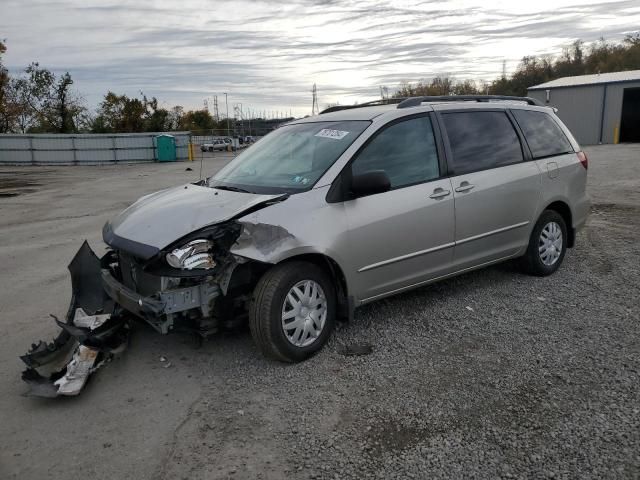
[520, 210, 568, 276]
[249, 261, 336, 362]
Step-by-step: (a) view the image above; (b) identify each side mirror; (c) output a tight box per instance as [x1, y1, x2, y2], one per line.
[350, 171, 391, 198]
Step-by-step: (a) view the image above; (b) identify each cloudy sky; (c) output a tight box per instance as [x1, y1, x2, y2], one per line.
[2, 0, 640, 117]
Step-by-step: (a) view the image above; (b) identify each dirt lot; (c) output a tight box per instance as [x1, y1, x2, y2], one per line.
[1, 145, 639, 479]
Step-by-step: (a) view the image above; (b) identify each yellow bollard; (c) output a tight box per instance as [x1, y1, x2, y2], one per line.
[613, 125, 620, 145]
[188, 143, 194, 161]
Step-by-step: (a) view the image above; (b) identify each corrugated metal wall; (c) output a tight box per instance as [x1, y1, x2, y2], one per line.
[528, 80, 640, 145]
[528, 86, 604, 145]
[0, 132, 191, 165]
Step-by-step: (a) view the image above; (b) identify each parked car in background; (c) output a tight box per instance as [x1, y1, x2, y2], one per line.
[200, 139, 228, 152]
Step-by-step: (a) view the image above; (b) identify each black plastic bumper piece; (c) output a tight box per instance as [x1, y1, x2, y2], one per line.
[101, 269, 165, 318]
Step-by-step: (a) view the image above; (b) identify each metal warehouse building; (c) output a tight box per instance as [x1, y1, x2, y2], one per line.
[528, 70, 640, 145]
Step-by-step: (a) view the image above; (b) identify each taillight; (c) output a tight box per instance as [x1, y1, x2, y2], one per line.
[577, 151, 588, 170]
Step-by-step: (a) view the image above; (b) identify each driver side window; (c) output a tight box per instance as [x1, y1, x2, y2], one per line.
[351, 115, 440, 189]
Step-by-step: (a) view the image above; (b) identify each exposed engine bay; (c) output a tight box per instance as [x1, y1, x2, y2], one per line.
[20, 192, 285, 397]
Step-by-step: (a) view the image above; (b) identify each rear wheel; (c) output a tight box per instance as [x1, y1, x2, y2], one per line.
[520, 210, 567, 276]
[249, 261, 336, 362]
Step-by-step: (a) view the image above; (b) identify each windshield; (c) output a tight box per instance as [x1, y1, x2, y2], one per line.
[209, 120, 370, 194]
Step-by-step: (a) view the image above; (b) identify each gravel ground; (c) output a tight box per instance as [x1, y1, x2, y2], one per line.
[1, 145, 639, 479]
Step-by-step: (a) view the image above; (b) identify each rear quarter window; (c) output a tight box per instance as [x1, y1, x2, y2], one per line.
[442, 111, 524, 175]
[512, 110, 573, 159]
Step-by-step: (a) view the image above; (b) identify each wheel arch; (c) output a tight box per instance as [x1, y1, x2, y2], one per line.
[543, 200, 575, 248]
[276, 253, 353, 322]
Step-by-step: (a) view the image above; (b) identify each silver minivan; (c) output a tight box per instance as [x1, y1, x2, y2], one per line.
[55, 96, 593, 363]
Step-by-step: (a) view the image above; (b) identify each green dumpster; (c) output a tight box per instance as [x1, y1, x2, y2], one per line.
[156, 134, 177, 162]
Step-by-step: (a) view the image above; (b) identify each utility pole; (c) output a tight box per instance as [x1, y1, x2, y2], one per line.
[234, 103, 245, 138]
[224, 93, 230, 136]
[213, 95, 219, 122]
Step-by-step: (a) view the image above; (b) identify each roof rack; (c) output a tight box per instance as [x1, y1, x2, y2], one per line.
[319, 98, 405, 114]
[397, 95, 543, 108]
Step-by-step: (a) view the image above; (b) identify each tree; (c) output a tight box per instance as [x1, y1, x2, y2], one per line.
[393, 76, 456, 98]
[92, 91, 145, 132]
[178, 109, 215, 131]
[12, 63, 55, 132]
[141, 94, 169, 132]
[451, 79, 480, 95]
[0, 39, 13, 132]
[36, 72, 87, 133]
[392, 33, 640, 100]
[91, 91, 171, 133]
[167, 106, 184, 131]
[7, 63, 87, 133]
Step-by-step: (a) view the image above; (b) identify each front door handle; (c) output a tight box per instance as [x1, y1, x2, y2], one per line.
[429, 188, 451, 199]
[455, 181, 475, 193]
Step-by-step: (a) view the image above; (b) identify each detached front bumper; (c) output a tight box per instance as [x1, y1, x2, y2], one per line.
[20, 241, 130, 397]
[21, 241, 225, 397]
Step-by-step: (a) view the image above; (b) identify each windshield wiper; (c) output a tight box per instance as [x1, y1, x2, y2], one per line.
[212, 185, 253, 194]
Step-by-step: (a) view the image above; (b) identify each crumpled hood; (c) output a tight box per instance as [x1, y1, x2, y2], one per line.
[103, 184, 283, 259]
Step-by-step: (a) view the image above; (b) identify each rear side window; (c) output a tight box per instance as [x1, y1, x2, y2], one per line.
[512, 110, 573, 159]
[442, 111, 523, 175]
[351, 115, 439, 189]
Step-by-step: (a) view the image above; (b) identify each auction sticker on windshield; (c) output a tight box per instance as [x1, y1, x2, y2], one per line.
[315, 129, 350, 140]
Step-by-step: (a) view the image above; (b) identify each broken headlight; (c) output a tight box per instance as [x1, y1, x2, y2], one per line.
[166, 239, 216, 270]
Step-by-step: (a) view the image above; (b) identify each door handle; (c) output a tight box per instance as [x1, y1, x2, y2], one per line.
[455, 181, 475, 193]
[429, 188, 451, 199]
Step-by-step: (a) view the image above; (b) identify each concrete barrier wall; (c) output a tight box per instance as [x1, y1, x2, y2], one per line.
[0, 132, 191, 165]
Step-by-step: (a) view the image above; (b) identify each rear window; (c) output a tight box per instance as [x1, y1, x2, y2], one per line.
[442, 111, 523, 175]
[512, 110, 573, 159]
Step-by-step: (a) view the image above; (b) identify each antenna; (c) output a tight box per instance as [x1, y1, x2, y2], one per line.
[311, 83, 319, 115]
[213, 95, 219, 122]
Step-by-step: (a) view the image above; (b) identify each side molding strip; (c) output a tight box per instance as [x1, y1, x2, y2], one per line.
[358, 242, 456, 273]
[455, 221, 530, 246]
[357, 221, 530, 273]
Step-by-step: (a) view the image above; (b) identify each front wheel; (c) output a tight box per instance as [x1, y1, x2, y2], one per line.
[520, 210, 568, 276]
[249, 261, 336, 362]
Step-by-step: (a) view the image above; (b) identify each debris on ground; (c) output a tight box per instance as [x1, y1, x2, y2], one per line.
[20, 241, 130, 398]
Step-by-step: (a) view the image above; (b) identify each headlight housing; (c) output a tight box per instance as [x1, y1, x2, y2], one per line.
[165, 239, 216, 270]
